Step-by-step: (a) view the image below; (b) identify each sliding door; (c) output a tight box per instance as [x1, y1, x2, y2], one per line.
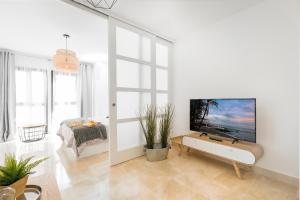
[109, 17, 172, 165]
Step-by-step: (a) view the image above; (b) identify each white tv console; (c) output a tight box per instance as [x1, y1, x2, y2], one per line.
[171, 132, 263, 178]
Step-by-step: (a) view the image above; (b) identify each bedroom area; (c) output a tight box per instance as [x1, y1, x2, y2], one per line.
[0, 0, 111, 190]
[0, 0, 172, 198]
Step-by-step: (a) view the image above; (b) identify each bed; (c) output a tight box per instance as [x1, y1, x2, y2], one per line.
[57, 119, 108, 158]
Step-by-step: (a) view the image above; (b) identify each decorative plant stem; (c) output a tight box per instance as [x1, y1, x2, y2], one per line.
[159, 104, 174, 148]
[139, 105, 157, 149]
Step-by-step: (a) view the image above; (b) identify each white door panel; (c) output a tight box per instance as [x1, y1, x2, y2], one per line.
[109, 17, 172, 165]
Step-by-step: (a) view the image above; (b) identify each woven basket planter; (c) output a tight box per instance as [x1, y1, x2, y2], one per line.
[145, 144, 170, 161]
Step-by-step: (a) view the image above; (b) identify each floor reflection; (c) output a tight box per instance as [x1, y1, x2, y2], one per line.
[0, 135, 298, 200]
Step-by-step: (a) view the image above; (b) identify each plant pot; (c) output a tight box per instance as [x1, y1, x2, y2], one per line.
[145, 144, 170, 162]
[9, 175, 28, 197]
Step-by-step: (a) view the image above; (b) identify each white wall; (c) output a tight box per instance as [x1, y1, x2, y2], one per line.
[173, 0, 299, 178]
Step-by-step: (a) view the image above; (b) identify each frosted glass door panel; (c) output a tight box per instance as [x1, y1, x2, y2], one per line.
[117, 92, 151, 119]
[117, 121, 144, 151]
[116, 27, 139, 59]
[141, 37, 151, 62]
[117, 59, 151, 89]
[109, 18, 172, 165]
[116, 27, 151, 61]
[156, 68, 168, 90]
[156, 43, 168, 67]
[157, 93, 168, 108]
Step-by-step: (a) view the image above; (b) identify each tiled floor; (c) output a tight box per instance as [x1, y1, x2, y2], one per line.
[0, 136, 298, 200]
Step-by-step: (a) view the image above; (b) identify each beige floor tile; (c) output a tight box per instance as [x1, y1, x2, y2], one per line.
[0, 136, 298, 200]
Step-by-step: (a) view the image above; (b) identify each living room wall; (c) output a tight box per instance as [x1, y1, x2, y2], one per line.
[172, 0, 299, 178]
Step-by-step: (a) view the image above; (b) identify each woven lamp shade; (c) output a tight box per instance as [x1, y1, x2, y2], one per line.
[53, 49, 79, 72]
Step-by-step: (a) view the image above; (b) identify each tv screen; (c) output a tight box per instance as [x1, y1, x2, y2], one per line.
[190, 98, 256, 143]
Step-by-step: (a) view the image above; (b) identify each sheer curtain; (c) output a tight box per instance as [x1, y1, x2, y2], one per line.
[0, 50, 15, 142]
[52, 71, 81, 131]
[80, 63, 94, 119]
[52, 63, 94, 132]
[14, 54, 51, 134]
[15, 67, 47, 127]
[13, 54, 95, 134]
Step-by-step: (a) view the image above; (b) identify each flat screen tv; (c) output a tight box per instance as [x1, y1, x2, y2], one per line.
[190, 98, 256, 143]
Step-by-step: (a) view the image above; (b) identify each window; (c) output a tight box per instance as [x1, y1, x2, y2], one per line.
[15, 67, 81, 133]
[52, 72, 80, 131]
[15, 68, 47, 127]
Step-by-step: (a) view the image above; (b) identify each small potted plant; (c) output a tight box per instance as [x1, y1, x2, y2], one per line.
[0, 153, 48, 197]
[139, 104, 174, 161]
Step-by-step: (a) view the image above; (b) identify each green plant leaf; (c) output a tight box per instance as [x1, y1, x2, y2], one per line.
[0, 154, 48, 186]
[160, 104, 174, 148]
[139, 105, 157, 149]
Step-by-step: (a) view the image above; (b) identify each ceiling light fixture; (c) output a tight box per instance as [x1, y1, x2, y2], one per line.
[53, 34, 79, 72]
[86, 0, 118, 9]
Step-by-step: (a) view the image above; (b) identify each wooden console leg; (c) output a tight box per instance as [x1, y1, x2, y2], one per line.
[187, 147, 191, 153]
[245, 165, 253, 171]
[178, 144, 182, 156]
[232, 161, 241, 179]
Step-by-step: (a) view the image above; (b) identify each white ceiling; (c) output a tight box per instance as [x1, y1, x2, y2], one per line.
[0, 0, 262, 63]
[0, 0, 108, 63]
[76, 0, 263, 40]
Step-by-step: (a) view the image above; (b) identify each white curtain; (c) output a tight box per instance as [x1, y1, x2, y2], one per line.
[52, 71, 81, 131]
[15, 67, 47, 127]
[11, 54, 95, 134]
[14, 54, 50, 129]
[0, 50, 16, 142]
[11, 53, 95, 134]
[15, 54, 53, 71]
[80, 63, 94, 119]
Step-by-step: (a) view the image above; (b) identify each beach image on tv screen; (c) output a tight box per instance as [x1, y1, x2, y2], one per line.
[190, 99, 256, 142]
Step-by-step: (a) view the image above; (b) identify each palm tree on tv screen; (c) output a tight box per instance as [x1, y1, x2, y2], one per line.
[198, 99, 218, 129]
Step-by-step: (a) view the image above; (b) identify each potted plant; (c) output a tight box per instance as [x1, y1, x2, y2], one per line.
[139, 104, 174, 161]
[0, 153, 48, 197]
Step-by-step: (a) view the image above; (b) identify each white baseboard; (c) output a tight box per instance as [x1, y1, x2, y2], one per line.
[254, 166, 299, 187]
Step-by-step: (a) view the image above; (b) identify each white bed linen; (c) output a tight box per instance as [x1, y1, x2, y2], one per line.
[57, 123, 108, 157]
